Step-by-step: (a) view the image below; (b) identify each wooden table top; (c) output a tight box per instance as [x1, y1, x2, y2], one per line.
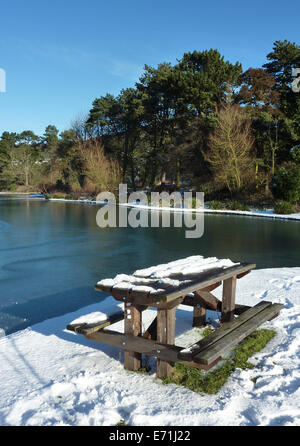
[94, 256, 256, 305]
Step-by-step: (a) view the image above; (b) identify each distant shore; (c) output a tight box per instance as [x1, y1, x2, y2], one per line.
[48, 196, 300, 221]
[1, 192, 300, 222]
[0, 191, 34, 194]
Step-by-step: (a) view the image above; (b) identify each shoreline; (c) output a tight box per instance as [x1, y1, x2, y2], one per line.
[48, 197, 300, 221]
[119, 202, 300, 221]
[0, 191, 33, 194]
[1, 193, 300, 221]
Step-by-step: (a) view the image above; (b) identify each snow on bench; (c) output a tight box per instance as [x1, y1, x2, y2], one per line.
[67, 298, 124, 335]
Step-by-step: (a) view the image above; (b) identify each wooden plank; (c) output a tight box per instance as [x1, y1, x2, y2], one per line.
[156, 296, 184, 310]
[178, 301, 272, 361]
[67, 306, 149, 335]
[234, 304, 251, 315]
[237, 270, 251, 279]
[194, 290, 220, 311]
[156, 307, 176, 378]
[201, 282, 222, 292]
[221, 275, 237, 322]
[124, 304, 142, 371]
[86, 329, 218, 370]
[128, 288, 152, 301]
[110, 289, 163, 306]
[182, 294, 201, 307]
[267, 312, 281, 322]
[67, 322, 86, 333]
[110, 291, 184, 309]
[94, 263, 255, 304]
[94, 283, 113, 293]
[87, 329, 181, 362]
[182, 357, 221, 371]
[151, 263, 256, 303]
[112, 285, 134, 300]
[67, 310, 125, 335]
[182, 295, 250, 315]
[67, 300, 251, 337]
[194, 303, 284, 365]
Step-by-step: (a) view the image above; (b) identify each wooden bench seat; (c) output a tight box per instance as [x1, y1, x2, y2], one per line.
[178, 301, 283, 365]
[67, 301, 283, 371]
[67, 309, 124, 336]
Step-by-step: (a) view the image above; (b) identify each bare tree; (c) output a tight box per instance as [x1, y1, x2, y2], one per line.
[205, 103, 255, 193]
[71, 114, 90, 141]
[79, 139, 121, 193]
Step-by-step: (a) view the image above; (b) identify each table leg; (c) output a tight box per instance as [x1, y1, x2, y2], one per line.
[221, 275, 237, 323]
[156, 307, 176, 378]
[193, 305, 206, 327]
[124, 303, 142, 371]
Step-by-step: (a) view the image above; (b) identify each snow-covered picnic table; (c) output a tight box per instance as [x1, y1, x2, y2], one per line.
[67, 256, 283, 378]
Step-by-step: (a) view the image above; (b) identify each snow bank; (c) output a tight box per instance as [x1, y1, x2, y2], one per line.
[0, 268, 299, 426]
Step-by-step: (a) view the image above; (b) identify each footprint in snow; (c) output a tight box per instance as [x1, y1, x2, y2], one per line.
[256, 290, 268, 299]
[268, 415, 295, 426]
[117, 403, 137, 423]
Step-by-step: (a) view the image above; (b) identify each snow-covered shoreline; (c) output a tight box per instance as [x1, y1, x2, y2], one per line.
[0, 267, 299, 426]
[1, 194, 299, 221]
[119, 202, 300, 221]
[47, 198, 300, 221]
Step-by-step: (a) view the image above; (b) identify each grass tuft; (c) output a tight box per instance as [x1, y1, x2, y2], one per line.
[162, 329, 276, 394]
[202, 326, 215, 338]
[116, 419, 127, 426]
[136, 366, 151, 374]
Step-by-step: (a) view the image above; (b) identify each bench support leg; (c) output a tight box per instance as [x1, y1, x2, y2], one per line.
[156, 307, 176, 379]
[124, 304, 142, 371]
[193, 305, 206, 327]
[221, 276, 237, 323]
[144, 316, 157, 340]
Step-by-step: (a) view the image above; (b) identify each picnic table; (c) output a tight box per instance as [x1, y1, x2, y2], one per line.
[67, 256, 283, 378]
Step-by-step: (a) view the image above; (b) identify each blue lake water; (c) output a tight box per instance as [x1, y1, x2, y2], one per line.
[0, 195, 299, 335]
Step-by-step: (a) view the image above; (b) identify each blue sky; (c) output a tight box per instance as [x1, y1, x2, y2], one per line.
[0, 0, 299, 137]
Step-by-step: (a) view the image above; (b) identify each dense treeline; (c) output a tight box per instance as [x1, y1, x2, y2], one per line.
[1, 40, 300, 209]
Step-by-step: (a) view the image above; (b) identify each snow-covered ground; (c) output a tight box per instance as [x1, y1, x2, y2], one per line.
[0, 267, 299, 426]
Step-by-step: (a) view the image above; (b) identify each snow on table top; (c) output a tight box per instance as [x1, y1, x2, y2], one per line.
[97, 255, 239, 296]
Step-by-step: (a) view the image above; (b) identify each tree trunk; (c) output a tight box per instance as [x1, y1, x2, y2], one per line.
[130, 159, 136, 191]
[176, 160, 181, 188]
[255, 161, 259, 189]
[25, 163, 29, 187]
[122, 133, 129, 183]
